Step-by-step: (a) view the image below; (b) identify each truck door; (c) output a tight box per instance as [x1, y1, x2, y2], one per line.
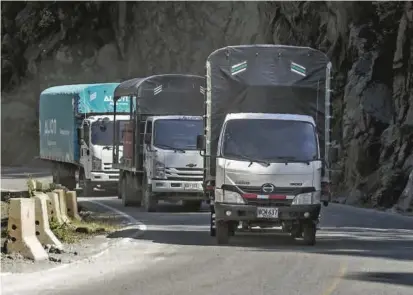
[143, 120, 153, 179]
[80, 121, 92, 178]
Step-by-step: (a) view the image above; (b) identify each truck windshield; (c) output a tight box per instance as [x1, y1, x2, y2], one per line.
[222, 119, 318, 162]
[91, 120, 128, 146]
[153, 119, 203, 151]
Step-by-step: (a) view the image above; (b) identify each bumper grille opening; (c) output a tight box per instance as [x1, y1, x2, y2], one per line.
[245, 199, 292, 207]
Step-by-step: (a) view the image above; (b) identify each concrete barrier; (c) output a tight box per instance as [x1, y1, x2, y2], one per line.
[65, 191, 81, 221]
[53, 189, 71, 224]
[7, 198, 49, 261]
[33, 192, 63, 250]
[46, 192, 64, 225]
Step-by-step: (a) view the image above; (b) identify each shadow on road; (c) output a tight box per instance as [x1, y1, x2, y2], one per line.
[343, 271, 413, 287]
[107, 225, 413, 261]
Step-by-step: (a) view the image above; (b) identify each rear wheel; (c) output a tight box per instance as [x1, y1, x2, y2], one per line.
[216, 220, 229, 245]
[53, 163, 76, 190]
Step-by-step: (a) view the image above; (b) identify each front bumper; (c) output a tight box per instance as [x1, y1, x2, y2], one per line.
[215, 203, 321, 222]
[151, 180, 203, 194]
[90, 171, 119, 183]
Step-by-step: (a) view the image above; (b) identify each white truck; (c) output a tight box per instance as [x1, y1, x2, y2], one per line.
[196, 45, 335, 245]
[39, 83, 130, 196]
[112, 74, 206, 211]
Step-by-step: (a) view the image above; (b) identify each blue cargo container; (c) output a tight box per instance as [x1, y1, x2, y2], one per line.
[39, 83, 130, 164]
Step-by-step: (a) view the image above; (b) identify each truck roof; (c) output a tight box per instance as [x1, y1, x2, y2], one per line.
[148, 115, 203, 121]
[113, 74, 205, 116]
[224, 113, 316, 125]
[113, 74, 204, 98]
[40, 83, 120, 96]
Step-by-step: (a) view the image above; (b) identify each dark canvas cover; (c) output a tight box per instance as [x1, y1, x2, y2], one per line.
[114, 74, 205, 116]
[206, 45, 331, 177]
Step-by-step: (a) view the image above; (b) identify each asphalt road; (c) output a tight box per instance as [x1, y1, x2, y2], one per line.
[2, 196, 413, 295]
[1, 165, 52, 192]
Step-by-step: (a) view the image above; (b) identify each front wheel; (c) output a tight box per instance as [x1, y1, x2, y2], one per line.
[302, 223, 316, 246]
[141, 177, 157, 212]
[216, 220, 229, 245]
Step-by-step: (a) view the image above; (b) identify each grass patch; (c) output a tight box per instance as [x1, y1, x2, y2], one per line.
[1, 228, 8, 238]
[1, 201, 10, 219]
[50, 219, 120, 244]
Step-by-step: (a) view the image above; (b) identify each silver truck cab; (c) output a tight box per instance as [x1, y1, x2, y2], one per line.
[211, 112, 322, 244]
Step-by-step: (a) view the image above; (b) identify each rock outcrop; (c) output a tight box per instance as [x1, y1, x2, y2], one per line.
[1, 1, 412, 210]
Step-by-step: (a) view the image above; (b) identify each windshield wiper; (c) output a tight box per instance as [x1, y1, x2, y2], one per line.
[272, 156, 311, 165]
[102, 145, 112, 150]
[156, 144, 186, 153]
[228, 153, 270, 167]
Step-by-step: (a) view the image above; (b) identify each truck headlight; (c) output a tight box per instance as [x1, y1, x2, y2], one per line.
[292, 191, 321, 205]
[155, 161, 166, 179]
[92, 156, 102, 170]
[215, 189, 245, 204]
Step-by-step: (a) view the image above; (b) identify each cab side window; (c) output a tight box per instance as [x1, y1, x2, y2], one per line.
[83, 124, 90, 146]
[146, 120, 152, 134]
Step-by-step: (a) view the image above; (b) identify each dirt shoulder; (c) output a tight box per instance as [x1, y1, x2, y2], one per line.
[1, 199, 131, 274]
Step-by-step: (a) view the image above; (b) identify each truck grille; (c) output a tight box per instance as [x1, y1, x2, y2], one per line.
[165, 167, 203, 182]
[238, 186, 309, 195]
[103, 162, 119, 172]
[244, 199, 292, 207]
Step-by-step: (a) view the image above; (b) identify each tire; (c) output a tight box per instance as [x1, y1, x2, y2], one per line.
[210, 212, 216, 237]
[141, 176, 157, 212]
[302, 223, 316, 246]
[216, 220, 229, 245]
[62, 176, 77, 191]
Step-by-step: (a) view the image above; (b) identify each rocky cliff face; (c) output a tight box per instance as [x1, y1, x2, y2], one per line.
[1, 1, 412, 210]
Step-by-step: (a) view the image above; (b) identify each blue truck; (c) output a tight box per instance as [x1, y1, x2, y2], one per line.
[39, 83, 131, 195]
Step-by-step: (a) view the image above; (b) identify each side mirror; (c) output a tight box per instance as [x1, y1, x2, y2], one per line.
[144, 133, 151, 145]
[321, 181, 331, 206]
[77, 127, 84, 143]
[196, 134, 205, 150]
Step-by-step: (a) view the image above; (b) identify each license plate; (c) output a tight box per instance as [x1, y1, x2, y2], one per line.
[256, 207, 279, 219]
[184, 183, 198, 190]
